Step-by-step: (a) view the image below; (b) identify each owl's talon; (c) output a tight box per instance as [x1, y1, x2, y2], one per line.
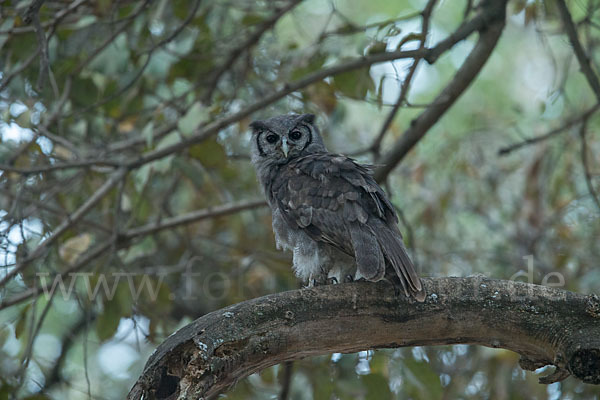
[327, 277, 338, 285]
[343, 274, 354, 283]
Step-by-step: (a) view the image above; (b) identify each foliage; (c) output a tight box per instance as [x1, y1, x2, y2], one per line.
[0, 0, 599, 399]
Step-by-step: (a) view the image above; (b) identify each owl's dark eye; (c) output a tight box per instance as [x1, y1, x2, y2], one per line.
[289, 130, 302, 141]
[266, 134, 279, 143]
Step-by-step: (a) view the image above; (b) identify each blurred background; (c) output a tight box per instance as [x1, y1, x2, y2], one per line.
[0, 0, 599, 398]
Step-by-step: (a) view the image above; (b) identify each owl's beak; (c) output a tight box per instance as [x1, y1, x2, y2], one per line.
[281, 137, 289, 158]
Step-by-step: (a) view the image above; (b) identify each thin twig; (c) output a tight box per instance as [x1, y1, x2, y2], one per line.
[498, 104, 600, 155]
[0, 188, 112, 234]
[109, 2, 495, 158]
[22, 0, 46, 24]
[371, 0, 438, 156]
[278, 361, 294, 400]
[70, 0, 150, 77]
[127, 47, 428, 169]
[0, 198, 265, 310]
[203, 0, 302, 102]
[579, 119, 600, 213]
[0, 239, 113, 311]
[374, 1, 508, 182]
[0, 168, 128, 289]
[123, 199, 266, 240]
[0, 48, 41, 92]
[0, 159, 123, 174]
[556, 0, 600, 103]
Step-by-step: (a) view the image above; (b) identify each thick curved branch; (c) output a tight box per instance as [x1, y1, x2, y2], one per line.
[374, 0, 507, 182]
[128, 277, 600, 400]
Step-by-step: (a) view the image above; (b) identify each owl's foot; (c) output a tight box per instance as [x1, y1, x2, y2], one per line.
[307, 272, 329, 287]
[343, 274, 354, 283]
[327, 276, 338, 285]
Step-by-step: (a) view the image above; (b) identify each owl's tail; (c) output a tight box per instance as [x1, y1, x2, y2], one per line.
[375, 225, 426, 302]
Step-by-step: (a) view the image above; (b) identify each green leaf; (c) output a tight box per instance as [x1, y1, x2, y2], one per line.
[290, 53, 326, 81]
[361, 373, 392, 400]
[96, 303, 120, 342]
[95, 280, 133, 342]
[241, 14, 264, 26]
[173, 157, 204, 188]
[188, 138, 226, 168]
[178, 102, 207, 136]
[14, 304, 31, 339]
[367, 41, 387, 55]
[403, 358, 443, 399]
[332, 67, 375, 99]
[22, 395, 52, 400]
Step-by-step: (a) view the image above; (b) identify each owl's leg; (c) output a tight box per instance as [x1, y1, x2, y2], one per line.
[384, 272, 403, 296]
[307, 268, 329, 287]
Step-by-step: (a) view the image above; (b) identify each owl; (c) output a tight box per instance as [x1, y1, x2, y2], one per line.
[250, 113, 425, 301]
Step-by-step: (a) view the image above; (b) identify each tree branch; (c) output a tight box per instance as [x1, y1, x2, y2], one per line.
[579, 119, 600, 213]
[202, 0, 302, 102]
[556, 0, 600, 103]
[498, 104, 600, 156]
[121, 198, 266, 240]
[370, 0, 437, 157]
[111, 0, 504, 164]
[0, 198, 266, 310]
[374, 0, 507, 182]
[0, 167, 128, 289]
[127, 277, 600, 399]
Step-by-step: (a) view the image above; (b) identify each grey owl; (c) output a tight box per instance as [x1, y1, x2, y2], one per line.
[250, 113, 425, 301]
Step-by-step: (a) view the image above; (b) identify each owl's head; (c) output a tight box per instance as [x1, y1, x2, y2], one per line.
[249, 113, 327, 164]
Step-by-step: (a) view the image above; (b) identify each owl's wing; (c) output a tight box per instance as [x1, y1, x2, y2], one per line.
[272, 153, 424, 301]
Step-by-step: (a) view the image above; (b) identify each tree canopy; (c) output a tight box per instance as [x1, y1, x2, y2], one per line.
[0, 0, 599, 399]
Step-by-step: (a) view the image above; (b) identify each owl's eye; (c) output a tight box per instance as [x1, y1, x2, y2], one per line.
[266, 134, 279, 143]
[289, 130, 302, 141]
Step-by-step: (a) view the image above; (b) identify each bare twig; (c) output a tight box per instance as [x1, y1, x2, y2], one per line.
[0, 168, 128, 289]
[424, 0, 502, 64]
[0, 239, 113, 311]
[122, 198, 266, 240]
[498, 104, 600, 155]
[370, 0, 438, 156]
[0, 188, 112, 234]
[0, 198, 265, 309]
[0, 48, 41, 92]
[374, 1, 508, 182]
[110, 2, 499, 160]
[579, 119, 600, 213]
[202, 0, 302, 102]
[0, 159, 123, 174]
[22, 0, 46, 24]
[43, 311, 98, 390]
[71, 0, 201, 117]
[142, 0, 202, 54]
[126, 47, 429, 169]
[278, 361, 294, 400]
[70, 0, 150, 77]
[556, 0, 600, 103]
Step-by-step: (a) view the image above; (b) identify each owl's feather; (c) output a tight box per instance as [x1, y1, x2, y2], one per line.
[269, 153, 425, 301]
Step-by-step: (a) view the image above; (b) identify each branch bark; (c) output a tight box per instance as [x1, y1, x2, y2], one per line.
[128, 277, 600, 400]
